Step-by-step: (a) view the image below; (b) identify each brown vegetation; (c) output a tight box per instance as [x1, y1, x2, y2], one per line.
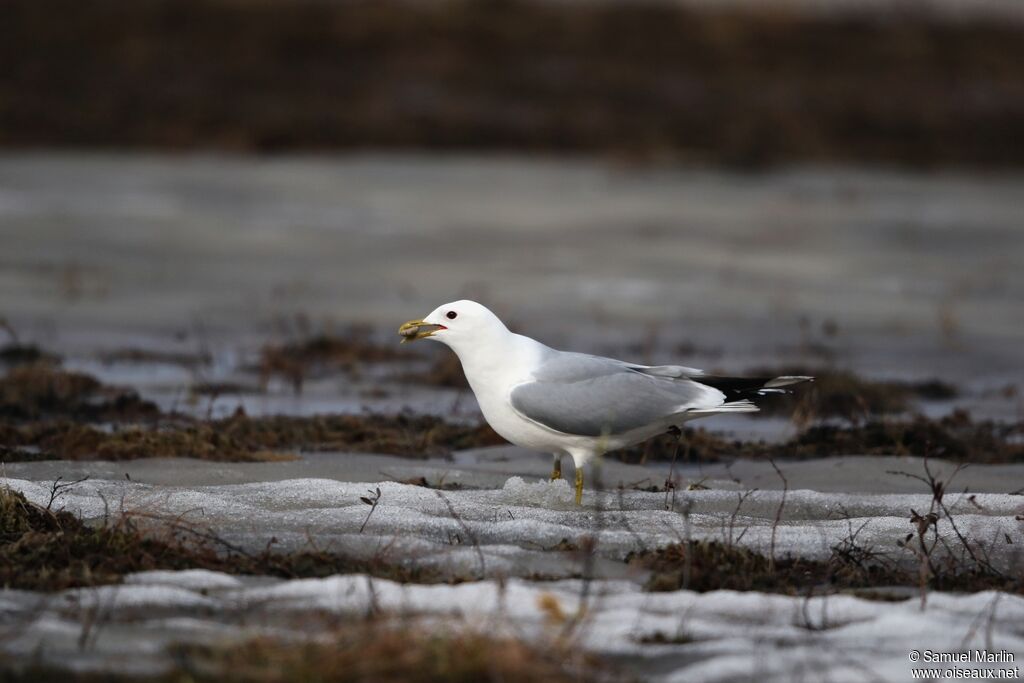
[615, 410, 1023, 465]
[3, 0, 1024, 167]
[0, 363, 159, 421]
[0, 360, 502, 462]
[628, 538, 1021, 597]
[170, 627, 599, 683]
[0, 421, 286, 462]
[5, 625, 605, 683]
[780, 410, 1023, 462]
[0, 342, 59, 368]
[0, 412, 503, 462]
[0, 362, 1015, 464]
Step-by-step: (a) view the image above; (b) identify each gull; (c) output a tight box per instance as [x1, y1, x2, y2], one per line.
[399, 300, 810, 505]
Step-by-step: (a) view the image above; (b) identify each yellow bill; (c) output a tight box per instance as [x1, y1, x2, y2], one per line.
[398, 319, 446, 343]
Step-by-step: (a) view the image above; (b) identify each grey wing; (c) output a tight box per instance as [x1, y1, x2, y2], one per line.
[527, 351, 703, 383]
[510, 352, 722, 437]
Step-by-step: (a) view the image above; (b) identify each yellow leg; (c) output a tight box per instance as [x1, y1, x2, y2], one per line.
[551, 456, 563, 481]
[574, 467, 584, 506]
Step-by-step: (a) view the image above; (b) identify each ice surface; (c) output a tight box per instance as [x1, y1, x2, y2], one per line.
[3, 453, 1022, 582]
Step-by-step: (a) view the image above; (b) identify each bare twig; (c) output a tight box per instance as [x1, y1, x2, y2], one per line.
[46, 475, 89, 512]
[768, 459, 788, 573]
[359, 487, 382, 534]
[725, 489, 756, 548]
[663, 426, 685, 511]
[434, 490, 486, 578]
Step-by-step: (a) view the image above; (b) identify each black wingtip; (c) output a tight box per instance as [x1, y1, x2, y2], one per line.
[692, 374, 812, 396]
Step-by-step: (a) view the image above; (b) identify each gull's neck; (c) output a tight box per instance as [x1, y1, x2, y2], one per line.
[444, 329, 546, 389]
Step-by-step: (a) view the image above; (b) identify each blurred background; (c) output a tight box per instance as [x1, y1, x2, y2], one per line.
[2, 0, 1023, 413]
[5, 5, 1024, 676]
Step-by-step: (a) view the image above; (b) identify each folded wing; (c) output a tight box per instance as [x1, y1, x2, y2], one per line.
[509, 352, 724, 437]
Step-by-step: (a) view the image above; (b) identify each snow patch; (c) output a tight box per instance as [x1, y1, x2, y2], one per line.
[124, 569, 245, 591]
[502, 476, 575, 507]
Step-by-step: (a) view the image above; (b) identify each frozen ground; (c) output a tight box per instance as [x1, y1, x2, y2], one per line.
[3, 572, 1024, 682]
[5, 451, 1024, 577]
[3, 453, 1024, 681]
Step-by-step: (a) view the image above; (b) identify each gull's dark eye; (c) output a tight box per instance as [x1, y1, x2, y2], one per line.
[446, 311, 457, 320]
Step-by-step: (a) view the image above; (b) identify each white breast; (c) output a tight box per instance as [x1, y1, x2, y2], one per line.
[455, 333, 572, 452]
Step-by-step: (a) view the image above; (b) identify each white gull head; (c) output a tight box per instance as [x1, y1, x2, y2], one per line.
[398, 299, 511, 356]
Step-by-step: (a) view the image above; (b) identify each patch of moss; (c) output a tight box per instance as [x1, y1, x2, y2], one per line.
[0, 364, 158, 421]
[0, 421, 291, 462]
[0, 343, 59, 367]
[629, 540, 772, 592]
[781, 410, 1024, 463]
[628, 539, 1022, 596]
[614, 411, 1023, 465]
[1, 412, 503, 462]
